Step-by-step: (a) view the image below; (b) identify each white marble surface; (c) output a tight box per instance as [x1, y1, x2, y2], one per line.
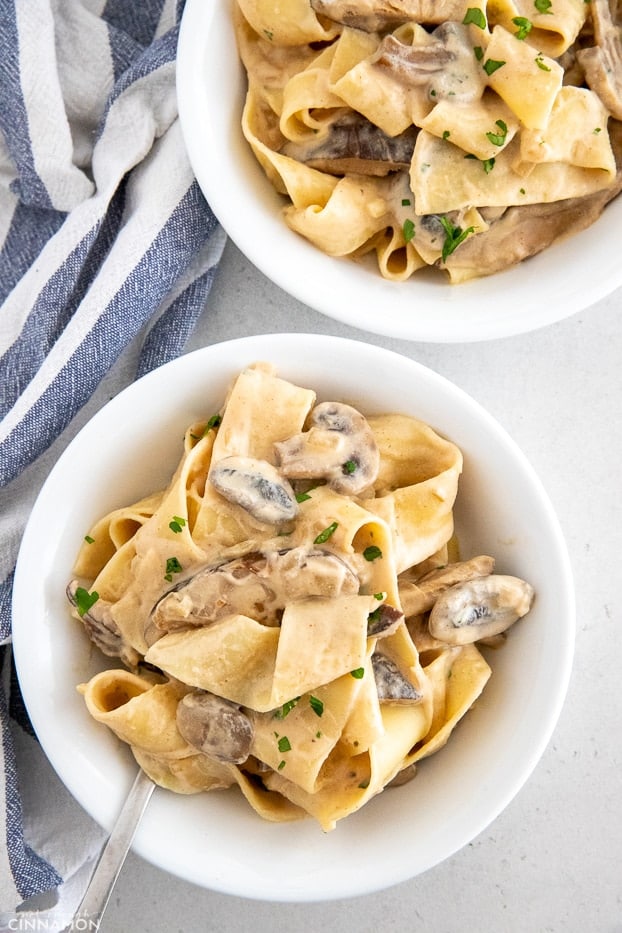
[81, 241, 622, 931]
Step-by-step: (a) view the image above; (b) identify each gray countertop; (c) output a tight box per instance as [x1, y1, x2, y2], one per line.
[89, 239, 622, 932]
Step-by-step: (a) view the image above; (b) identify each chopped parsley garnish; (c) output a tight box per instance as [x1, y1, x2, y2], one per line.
[278, 760, 286, 770]
[263, 28, 274, 39]
[534, 54, 551, 71]
[512, 15, 533, 38]
[84, 535, 95, 544]
[296, 490, 312, 503]
[483, 58, 506, 75]
[482, 157, 496, 173]
[277, 735, 292, 753]
[439, 215, 475, 261]
[486, 119, 508, 146]
[594, 126, 602, 134]
[402, 218, 416, 243]
[342, 459, 358, 475]
[274, 697, 300, 719]
[314, 521, 338, 544]
[206, 413, 222, 430]
[442, 129, 451, 139]
[363, 545, 383, 561]
[350, 668, 365, 679]
[309, 695, 324, 717]
[401, 198, 411, 206]
[463, 7, 487, 27]
[74, 587, 99, 617]
[473, 45, 484, 61]
[168, 515, 186, 534]
[534, 0, 553, 12]
[164, 556, 183, 582]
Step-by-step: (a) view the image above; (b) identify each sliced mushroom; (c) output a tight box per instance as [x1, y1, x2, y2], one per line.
[387, 762, 418, 787]
[372, 652, 423, 703]
[151, 547, 359, 633]
[428, 574, 534, 646]
[367, 603, 404, 637]
[310, 0, 469, 31]
[578, 0, 622, 119]
[176, 691, 253, 763]
[282, 111, 418, 177]
[208, 456, 298, 524]
[275, 401, 380, 494]
[399, 555, 496, 618]
[374, 24, 485, 104]
[66, 580, 140, 667]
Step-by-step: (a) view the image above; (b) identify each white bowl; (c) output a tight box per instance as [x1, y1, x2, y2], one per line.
[12, 334, 574, 901]
[177, 0, 622, 343]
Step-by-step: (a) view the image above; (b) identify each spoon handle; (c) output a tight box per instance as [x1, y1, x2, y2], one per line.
[68, 768, 155, 930]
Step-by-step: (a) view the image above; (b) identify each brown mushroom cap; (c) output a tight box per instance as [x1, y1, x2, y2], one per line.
[176, 691, 254, 763]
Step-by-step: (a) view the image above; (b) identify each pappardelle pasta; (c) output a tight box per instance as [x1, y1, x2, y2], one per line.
[233, 0, 622, 282]
[68, 364, 534, 830]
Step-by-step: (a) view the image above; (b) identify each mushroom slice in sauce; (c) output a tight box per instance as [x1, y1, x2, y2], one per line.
[151, 547, 359, 633]
[275, 401, 380, 495]
[399, 555, 496, 618]
[578, 0, 622, 119]
[282, 111, 418, 177]
[367, 603, 404, 637]
[372, 652, 423, 703]
[428, 574, 534, 646]
[310, 0, 469, 31]
[374, 23, 485, 104]
[66, 580, 140, 667]
[176, 691, 253, 764]
[208, 455, 298, 524]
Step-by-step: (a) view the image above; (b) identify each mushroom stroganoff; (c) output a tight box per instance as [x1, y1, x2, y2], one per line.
[234, 0, 622, 282]
[68, 363, 534, 830]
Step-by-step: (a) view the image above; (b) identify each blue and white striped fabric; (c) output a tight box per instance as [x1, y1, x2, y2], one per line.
[0, 0, 225, 917]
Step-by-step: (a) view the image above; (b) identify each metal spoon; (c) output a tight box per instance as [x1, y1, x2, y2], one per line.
[65, 768, 155, 931]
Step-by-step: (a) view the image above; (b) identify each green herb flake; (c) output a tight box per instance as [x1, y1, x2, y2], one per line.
[277, 735, 292, 753]
[363, 545, 383, 561]
[74, 587, 99, 617]
[483, 58, 506, 75]
[164, 556, 183, 582]
[520, 187, 526, 194]
[263, 28, 274, 39]
[84, 535, 95, 544]
[278, 760, 286, 770]
[342, 459, 358, 475]
[402, 218, 416, 243]
[401, 198, 411, 206]
[534, 53, 551, 71]
[314, 521, 338, 544]
[439, 215, 475, 261]
[594, 126, 602, 134]
[309, 695, 324, 717]
[374, 591, 385, 600]
[206, 413, 222, 431]
[463, 6, 487, 27]
[485, 119, 508, 146]
[274, 697, 300, 719]
[316, 731, 322, 739]
[296, 491, 312, 503]
[534, 0, 553, 13]
[482, 157, 496, 173]
[358, 778, 371, 789]
[474, 45, 484, 61]
[350, 667, 365, 679]
[168, 515, 187, 534]
[512, 15, 533, 38]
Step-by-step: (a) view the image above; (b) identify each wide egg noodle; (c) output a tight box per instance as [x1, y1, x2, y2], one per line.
[486, 0, 588, 57]
[235, 0, 340, 45]
[365, 414, 463, 574]
[421, 92, 519, 161]
[411, 132, 616, 215]
[78, 670, 194, 759]
[143, 594, 376, 712]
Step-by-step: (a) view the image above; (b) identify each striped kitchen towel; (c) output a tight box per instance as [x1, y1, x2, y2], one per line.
[0, 0, 225, 919]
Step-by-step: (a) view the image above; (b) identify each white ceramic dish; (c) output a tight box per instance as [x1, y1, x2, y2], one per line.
[13, 334, 574, 901]
[176, 0, 622, 343]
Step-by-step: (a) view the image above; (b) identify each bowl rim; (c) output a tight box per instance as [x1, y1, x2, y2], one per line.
[12, 334, 575, 900]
